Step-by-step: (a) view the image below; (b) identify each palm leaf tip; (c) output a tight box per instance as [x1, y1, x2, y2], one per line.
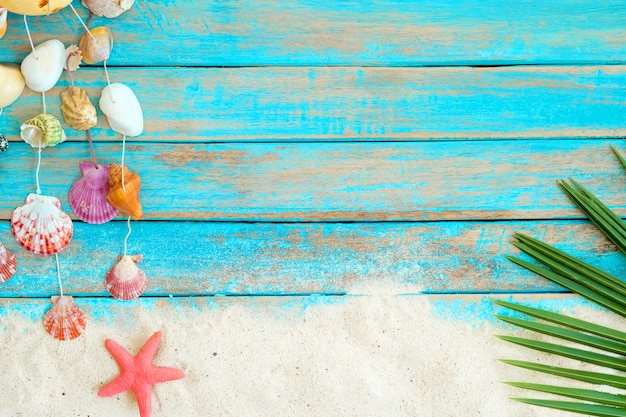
[511, 398, 626, 417]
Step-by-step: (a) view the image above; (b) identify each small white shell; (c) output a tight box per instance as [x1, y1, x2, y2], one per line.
[104, 254, 147, 300]
[99, 83, 144, 137]
[0, 63, 25, 108]
[81, 0, 134, 18]
[21, 39, 66, 93]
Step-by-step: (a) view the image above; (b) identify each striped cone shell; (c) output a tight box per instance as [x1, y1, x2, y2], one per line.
[11, 193, 73, 255]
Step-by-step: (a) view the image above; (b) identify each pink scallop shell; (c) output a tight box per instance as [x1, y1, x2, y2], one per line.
[11, 193, 73, 255]
[43, 296, 86, 341]
[105, 254, 147, 300]
[69, 162, 118, 224]
[0, 241, 17, 283]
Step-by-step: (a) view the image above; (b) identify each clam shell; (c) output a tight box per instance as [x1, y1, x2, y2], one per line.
[69, 162, 118, 224]
[81, 0, 134, 18]
[0, 241, 17, 283]
[79, 26, 113, 65]
[44, 296, 86, 341]
[20, 113, 67, 148]
[0, 134, 7, 152]
[105, 254, 147, 300]
[61, 87, 98, 130]
[0, 0, 72, 16]
[107, 163, 143, 220]
[21, 39, 66, 93]
[0, 63, 26, 108]
[100, 83, 144, 137]
[11, 193, 73, 255]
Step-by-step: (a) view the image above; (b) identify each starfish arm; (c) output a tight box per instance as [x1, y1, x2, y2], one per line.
[137, 331, 163, 362]
[98, 373, 134, 397]
[147, 365, 185, 385]
[104, 338, 135, 369]
[134, 381, 153, 417]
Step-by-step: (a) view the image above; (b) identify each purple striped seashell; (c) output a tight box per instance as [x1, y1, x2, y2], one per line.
[69, 162, 118, 224]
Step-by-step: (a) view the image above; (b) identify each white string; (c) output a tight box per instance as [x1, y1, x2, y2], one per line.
[55, 254, 64, 297]
[103, 61, 116, 103]
[68, 2, 96, 40]
[123, 216, 131, 257]
[41, 91, 47, 114]
[24, 15, 38, 59]
[35, 142, 42, 195]
[121, 134, 126, 191]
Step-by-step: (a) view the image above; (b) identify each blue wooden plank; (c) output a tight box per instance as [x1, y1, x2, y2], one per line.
[0, 220, 622, 297]
[0, 139, 624, 221]
[1, 1, 625, 66]
[1, 67, 626, 142]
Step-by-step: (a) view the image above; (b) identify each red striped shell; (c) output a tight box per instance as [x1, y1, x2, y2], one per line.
[44, 296, 86, 341]
[105, 254, 147, 300]
[0, 241, 17, 283]
[11, 193, 73, 255]
[69, 162, 118, 224]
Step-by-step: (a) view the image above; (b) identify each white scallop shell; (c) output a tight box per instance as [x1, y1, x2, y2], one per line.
[11, 193, 73, 255]
[99, 83, 144, 137]
[21, 39, 66, 93]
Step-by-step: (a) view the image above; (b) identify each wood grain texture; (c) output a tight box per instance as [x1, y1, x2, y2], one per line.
[2, 66, 626, 141]
[1, 139, 625, 221]
[0, 220, 621, 297]
[1, 0, 625, 66]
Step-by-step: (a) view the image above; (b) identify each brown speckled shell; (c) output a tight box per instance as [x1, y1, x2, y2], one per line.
[61, 87, 97, 130]
[79, 26, 113, 64]
[107, 163, 143, 220]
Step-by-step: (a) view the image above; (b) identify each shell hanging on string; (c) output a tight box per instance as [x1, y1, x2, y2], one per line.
[61, 87, 98, 130]
[44, 296, 86, 341]
[81, 0, 134, 18]
[99, 83, 144, 137]
[107, 163, 143, 220]
[104, 254, 147, 300]
[79, 26, 113, 64]
[20, 114, 67, 148]
[0, 134, 7, 152]
[0, 241, 17, 283]
[0, 63, 25, 107]
[20, 39, 66, 93]
[0, 0, 72, 16]
[0, 8, 7, 39]
[12, 193, 73, 255]
[69, 162, 118, 224]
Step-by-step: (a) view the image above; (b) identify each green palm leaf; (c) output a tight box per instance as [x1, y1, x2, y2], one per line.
[497, 146, 626, 415]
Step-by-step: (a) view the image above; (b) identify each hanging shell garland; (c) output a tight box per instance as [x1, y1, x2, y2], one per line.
[81, 0, 134, 18]
[0, 63, 25, 108]
[20, 114, 67, 148]
[107, 163, 143, 220]
[104, 254, 147, 300]
[100, 83, 144, 137]
[79, 26, 113, 65]
[61, 87, 98, 130]
[44, 296, 86, 341]
[69, 162, 118, 224]
[12, 193, 73, 255]
[0, 241, 17, 283]
[0, 0, 72, 16]
[21, 39, 66, 93]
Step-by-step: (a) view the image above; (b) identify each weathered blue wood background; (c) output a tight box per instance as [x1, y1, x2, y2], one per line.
[0, 1, 625, 323]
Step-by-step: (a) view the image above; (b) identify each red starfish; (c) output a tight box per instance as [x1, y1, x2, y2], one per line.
[98, 331, 185, 417]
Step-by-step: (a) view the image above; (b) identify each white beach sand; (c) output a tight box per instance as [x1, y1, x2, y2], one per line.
[0, 294, 617, 416]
